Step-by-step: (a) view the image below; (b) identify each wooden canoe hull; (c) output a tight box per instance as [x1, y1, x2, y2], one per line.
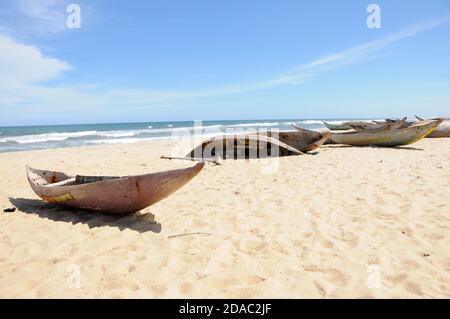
[373, 118, 450, 138]
[323, 121, 352, 130]
[426, 121, 450, 138]
[288, 126, 331, 152]
[26, 163, 204, 214]
[323, 120, 383, 131]
[349, 118, 407, 132]
[187, 134, 303, 159]
[247, 128, 329, 152]
[415, 117, 450, 138]
[329, 120, 442, 147]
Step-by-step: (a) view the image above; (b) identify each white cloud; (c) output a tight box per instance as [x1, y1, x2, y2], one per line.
[0, 34, 72, 85]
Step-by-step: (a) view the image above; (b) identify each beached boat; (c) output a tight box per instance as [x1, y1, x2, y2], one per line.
[349, 118, 407, 132]
[288, 125, 331, 152]
[415, 116, 450, 138]
[415, 116, 450, 121]
[323, 121, 352, 130]
[187, 134, 303, 159]
[246, 126, 330, 152]
[374, 118, 414, 128]
[323, 120, 381, 131]
[329, 119, 442, 147]
[26, 163, 204, 213]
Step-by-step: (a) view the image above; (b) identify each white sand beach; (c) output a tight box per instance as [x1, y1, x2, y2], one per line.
[0, 138, 449, 298]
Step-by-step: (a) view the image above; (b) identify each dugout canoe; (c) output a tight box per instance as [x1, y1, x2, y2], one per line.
[288, 125, 331, 152]
[329, 119, 442, 147]
[246, 126, 330, 152]
[187, 134, 303, 159]
[26, 163, 204, 213]
[322, 121, 352, 130]
[349, 118, 407, 132]
[323, 120, 382, 131]
[374, 118, 414, 128]
[415, 116, 450, 138]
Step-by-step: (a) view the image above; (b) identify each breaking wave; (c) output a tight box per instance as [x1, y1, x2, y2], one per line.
[228, 122, 280, 127]
[0, 119, 359, 153]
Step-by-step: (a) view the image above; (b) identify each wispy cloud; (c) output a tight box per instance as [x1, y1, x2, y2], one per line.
[13, 0, 70, 35]
[0, 16, 449, 118]
[264, 16, 450, 87]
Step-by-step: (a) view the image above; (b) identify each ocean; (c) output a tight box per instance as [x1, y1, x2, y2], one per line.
[0, 119, 374, 153]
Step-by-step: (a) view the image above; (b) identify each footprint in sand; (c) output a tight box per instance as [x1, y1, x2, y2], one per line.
[313, 281, 327, 297]
[401, 259, 420, 270]
[180, 281, 192, 294]
[321, 240, 334, 248]
[303, 265, 348, 286]
[235, 236, 267, 255]
[386, 273, 408, 284]
[404, 280, 424, 296]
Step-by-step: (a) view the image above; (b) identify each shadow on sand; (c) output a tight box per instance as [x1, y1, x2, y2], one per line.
[8, 198, 162, 234]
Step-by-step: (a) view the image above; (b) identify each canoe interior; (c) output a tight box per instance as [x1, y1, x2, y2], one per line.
[75, 175, 120, 185]
[28, 168, 121, 187]
[29, 168, 71, 186]
[349, 118, 407, 132]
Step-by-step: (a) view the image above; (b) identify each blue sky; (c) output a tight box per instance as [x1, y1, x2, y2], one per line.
[0, 0, 449, 126]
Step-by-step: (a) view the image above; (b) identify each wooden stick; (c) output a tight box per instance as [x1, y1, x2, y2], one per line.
[160, 155, 220, 165]
[168, 232, 212, 239]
